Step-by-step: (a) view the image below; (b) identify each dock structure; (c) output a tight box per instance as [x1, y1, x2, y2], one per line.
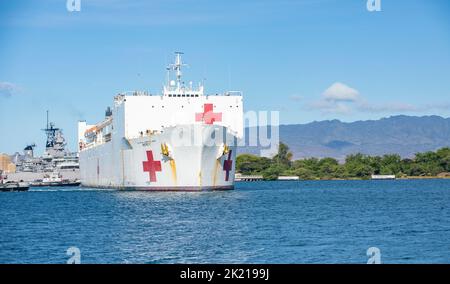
[371, 175, 396, 180]
[277, 176, 300, 181]
[235, 174, 301, 181]
[235, 173, 263, 181]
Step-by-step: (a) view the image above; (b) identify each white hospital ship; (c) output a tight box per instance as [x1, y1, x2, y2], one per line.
[78, 53, 243, 190]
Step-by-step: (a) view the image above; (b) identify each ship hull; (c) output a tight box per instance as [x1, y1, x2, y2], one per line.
[79, 124, 237, 191]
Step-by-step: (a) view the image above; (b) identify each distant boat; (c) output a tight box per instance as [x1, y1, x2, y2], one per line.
[30, 180, 81, 187]
[29, 172, 81, 187]
[0, 181, 29, 192]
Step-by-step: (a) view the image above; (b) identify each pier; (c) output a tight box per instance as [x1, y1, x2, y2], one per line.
[235, 174, 301, 181]
[235, 174, 263, 181]
[277, 176, 300, 181]
[371, 175, 396, 180]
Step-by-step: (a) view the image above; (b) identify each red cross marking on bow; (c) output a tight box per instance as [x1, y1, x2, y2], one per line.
[223, 150, 233, 181]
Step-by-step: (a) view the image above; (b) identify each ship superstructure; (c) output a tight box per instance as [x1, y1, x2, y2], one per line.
[13, 111, 79, 173]
[78, 53, 243, 190]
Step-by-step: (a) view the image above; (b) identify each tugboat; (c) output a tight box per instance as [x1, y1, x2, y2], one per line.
[0, 181, 30, 192]
[30, 172, 81, 187]
[0, 172, 29, 192]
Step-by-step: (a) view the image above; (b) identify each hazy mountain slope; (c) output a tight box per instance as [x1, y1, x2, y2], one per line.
[238, 115, 450, 160]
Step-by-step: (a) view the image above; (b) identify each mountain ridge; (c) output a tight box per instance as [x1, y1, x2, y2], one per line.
[239, 115, 450, 160]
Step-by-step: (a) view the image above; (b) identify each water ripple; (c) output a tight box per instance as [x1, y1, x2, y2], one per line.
[1, 179, 450, 263]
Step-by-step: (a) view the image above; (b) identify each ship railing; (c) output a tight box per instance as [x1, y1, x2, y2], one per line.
[224, 91, 243, 96]
[82, 141, 99, 150]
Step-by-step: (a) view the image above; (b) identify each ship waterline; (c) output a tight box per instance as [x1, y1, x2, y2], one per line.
[80, 124, 238, 190]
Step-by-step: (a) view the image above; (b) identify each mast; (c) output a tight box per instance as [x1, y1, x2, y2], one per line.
[163, 52, 203, 96]
[42, 111, 60, 149]
[168, 52, 187, 89]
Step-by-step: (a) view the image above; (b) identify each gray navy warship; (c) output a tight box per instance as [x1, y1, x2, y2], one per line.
[6, 111, 80, 185]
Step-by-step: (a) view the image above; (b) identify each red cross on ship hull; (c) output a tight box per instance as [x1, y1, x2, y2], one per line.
[223, 150, 233, 181]
[142, 150, 162, 182]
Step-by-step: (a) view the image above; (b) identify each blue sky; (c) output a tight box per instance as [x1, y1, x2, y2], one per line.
[0, 0, 449, 154]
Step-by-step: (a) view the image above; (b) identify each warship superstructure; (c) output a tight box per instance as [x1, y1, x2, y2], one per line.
[78, 53, 243, 190]
[12, 112, 79, 175]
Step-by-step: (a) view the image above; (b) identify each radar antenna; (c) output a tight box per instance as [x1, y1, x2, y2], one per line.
[41, 110, 60, 149]
[162, 52, 203, 96]
[168, 52, 188, 89]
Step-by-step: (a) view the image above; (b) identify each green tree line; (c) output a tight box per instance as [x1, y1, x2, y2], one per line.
[236, 142, 450, 180]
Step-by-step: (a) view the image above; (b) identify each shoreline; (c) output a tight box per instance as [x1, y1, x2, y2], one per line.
[236, 176, 450, 182]
[303, 176, 450, 181]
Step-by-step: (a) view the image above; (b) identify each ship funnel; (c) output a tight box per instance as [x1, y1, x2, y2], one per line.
[105, 106, 112, 117]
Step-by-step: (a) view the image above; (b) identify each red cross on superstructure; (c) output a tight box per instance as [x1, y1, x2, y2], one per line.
[195, 103, 222, 124]
[223, 150, 233, 181]
[142, 150, 162, 182]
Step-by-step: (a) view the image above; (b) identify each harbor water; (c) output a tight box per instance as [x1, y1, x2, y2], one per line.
[1, 180, 450, 263]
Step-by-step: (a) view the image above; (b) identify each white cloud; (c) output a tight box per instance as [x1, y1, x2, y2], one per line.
[307, 82, 360, 114]
[323, 82, 360, 102]
[0, 82, 20, 98]
[307, 81, 450, 115]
